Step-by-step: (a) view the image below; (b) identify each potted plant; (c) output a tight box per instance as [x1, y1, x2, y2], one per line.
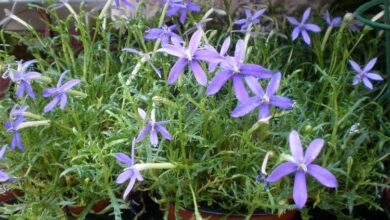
[0, 0, 388, 219]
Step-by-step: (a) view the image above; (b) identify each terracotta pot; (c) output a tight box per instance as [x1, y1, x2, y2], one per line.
[0, 189, 24, 203]
[68, 199, 110, 215]
[168, 204, 296, 220]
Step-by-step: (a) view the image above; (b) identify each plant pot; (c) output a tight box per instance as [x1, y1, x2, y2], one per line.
[0, 77, 10, 100]
[168, 204, 297, 220]
[67, 199, 111, 215]
[0, 189, 24, 203]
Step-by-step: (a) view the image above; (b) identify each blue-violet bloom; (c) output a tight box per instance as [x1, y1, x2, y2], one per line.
[4, 117, 25, 151]
[206, 39, 273, 100]
[349, 58, 383, 90]
[166, 0, 200, 24]
[266, 130, 338, 209]
[324, 10, 341, 27]
[0, 144, 11, 182]
[136, 108, 172, 147]
[286, 8, 321, 45]
[10, 60, 41, 99]
[158, 29, 221, 86]
[144, 24, 183, 46]
[115, 139, 143, 199]
[234, 8, 267, 31]
[42, 70, 80, 113]
[231, 73, 293, 121]
[10, 105, 29, 121]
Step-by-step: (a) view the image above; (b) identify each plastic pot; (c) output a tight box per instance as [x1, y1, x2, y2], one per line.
[168, 204, 297, 220]
[67, 199, 111, 215]
[0, 189, 24, 203]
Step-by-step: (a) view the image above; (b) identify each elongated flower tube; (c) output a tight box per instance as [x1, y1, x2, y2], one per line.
[266, 130, 338, 209]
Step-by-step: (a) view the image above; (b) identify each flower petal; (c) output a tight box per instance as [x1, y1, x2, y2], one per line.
[123, 176, 137, 200]
[167, 58, 187, 85]
[304, 24, 321, 32]
[234, 40, 245, 65]
[304, 139, 324, 164]
[301, 8, 311, 23]
[188, 30, 202, 54]
[116, 170, 131, 184]
[136, 123, 151, 143]
[158, 45, 186, 58]
[231, 96, 261, 118]
[362, 77, 373, 90]
[194, 50, 222, 64]
[266, 72, 281, 95]
[206, 70, 233, 96]
[60, 79, 80, 91]
[233, 75, 249, 101]
[307, 164, 338, 188]
[138, 108, 147, 120]
[155, 124, 172, 140]
[115, 153, 132, 166]
[16, 84, 25, 99]
[60, 93, 68, 110]
[366, 73, 383, 81]
[293, 171, 307, 209]
[245, 76, 264, 97]
[0, 144, 7, 160]
[289, 130, 304, 163]
[292, 27, 300, 41]
[240, 64, 273, 79]
[363, 57, 377, 72]
[24, 71, 41, 80]
[286, 16, 299, 26]
[42, 88, 56, 97]
[44, 96, 60, 113]
[270, 96, 293, 109]
[220, 37, 231, 56]
[301, 30, 311, 45]
[266, 162, 297, 182]
[258, 103, 270, 120]
[190, 61, 208, 86]
[349, 60, 362, 73]
[24, 82, 35, 99]
[150, 128, 158, 147]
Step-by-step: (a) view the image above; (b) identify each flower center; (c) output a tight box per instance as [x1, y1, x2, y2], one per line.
[232, 65, 240, 74]
[297, 163, 307, 173]
[261, 94, 270, 103]
[185, 49, 193, 61]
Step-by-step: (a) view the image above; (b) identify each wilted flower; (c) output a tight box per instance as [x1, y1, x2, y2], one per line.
[114, 0, 135, 9]
[122, 48, 161, 77]
[231, 73, 293, 121]
[349, 58, 383, 90]
[0, 145, 11, 182]
[286, 8, 321, 45]
[136, 108, 172, 147]
[266, 130, 338, 209]
[9, 60, 41, 99]
[42, 70, 80, 113]
[115, 139, 143, 199]
[324, 10, 341, 27]
[166, 0, 200, 24]
[234, 8, 267, 31]
[4, 117, 25, 151]
[144, 24, 183, 46]
[158, 30, 221, 86]
[206, 39, 273, 100]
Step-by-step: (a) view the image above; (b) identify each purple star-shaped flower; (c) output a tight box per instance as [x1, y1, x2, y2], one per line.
[4, 117, 25, 151]
[349, 58, 383, 90]
[324, 10, 341, 27]
[42, 70, 80, 113]
[286, 8, 321, 45]
[144, 24, 183, 46]
[206, 39, 274, 100]
[10, 60, 41, 99]
[114, 0, 135, 9]
[0, 144, 11, 182]
[136, 108, 172, 147]
[205, 36, 231, 72]
[231, 73, 293, 120]
[266, 130, 338, 209]
[166, 0, 200, 24]
[115, 139, 143, 199]
[158, 30, 221, 86]
[234, 8, 267, 31]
